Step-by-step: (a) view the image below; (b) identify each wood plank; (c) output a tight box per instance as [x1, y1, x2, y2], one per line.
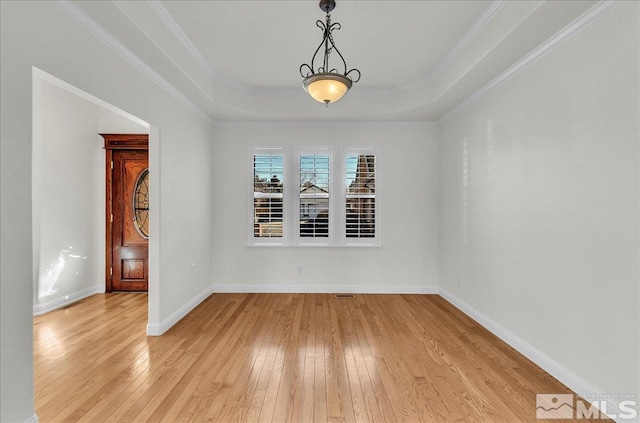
[34, 293, 612, 423]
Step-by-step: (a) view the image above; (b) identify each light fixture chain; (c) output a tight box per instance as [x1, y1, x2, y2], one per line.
[323, 12, 331, 73]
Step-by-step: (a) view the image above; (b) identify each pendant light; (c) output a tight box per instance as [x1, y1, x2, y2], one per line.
[299, 0, 361, 106]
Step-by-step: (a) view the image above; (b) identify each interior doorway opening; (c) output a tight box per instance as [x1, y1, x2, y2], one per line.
[32, 67, 157, 329]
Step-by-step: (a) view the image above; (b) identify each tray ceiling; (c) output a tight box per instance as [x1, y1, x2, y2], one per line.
[68, 1, 599, 121]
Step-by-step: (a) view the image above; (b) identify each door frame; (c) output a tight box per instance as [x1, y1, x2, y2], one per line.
[101, 133, 149, 293]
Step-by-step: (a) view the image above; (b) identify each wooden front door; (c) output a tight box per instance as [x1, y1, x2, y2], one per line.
[102, 134, 149, 292]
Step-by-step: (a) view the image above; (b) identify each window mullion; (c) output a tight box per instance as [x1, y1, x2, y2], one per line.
[336, 149, 346, 246]
[250, 146, 379, 247]
[285, 148, 296, 242]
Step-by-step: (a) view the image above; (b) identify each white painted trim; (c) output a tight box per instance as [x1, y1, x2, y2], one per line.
[146, 284, 213, 336]
[248, 146, 290, 247]
[400, 0, 507, 91]
[431, 0, 506, 80]
[248, 146, 382, 248]
[212, 284, 438, 295]
[440, 0, 624, 122]
[438, 287, 596, 392]
[215, 120, 438, 127]
[147, 126, 161, 333]
[240, 0, 506, 96]
[438, 288, 636, 423]
[24, 414, 39, 423]
[340, 146, 382, 248]
[51, 0, 213, 124]
[147, 0, 250, 94]
[32, 67, 149, 129]
[49, 0, 622, 123]
[147, 0, 505, 96]
[31, 66, 158, 332]
[33, 285, 103, 316]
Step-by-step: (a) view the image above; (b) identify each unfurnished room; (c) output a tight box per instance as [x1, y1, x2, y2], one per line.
[0, 1, 638, 422]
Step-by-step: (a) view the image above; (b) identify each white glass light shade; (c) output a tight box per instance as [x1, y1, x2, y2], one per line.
[302, 73, 352, 105]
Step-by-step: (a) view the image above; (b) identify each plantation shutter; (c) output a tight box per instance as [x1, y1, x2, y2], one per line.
[345, 154, 376, 238]
[253, 154, 284, 238]
[299, 154, 330, 238]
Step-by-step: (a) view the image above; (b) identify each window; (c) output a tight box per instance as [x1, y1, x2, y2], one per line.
[345, 153, 375, 239]
[249, 146, 380, 247]
[252, 149, 285, 244]
[299, 152, 330, 239]
[341, 148, 378, 246]
[133, 168, 150, 239]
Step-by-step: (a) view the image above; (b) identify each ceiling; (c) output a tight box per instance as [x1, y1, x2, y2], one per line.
[72, 1, 598, 122]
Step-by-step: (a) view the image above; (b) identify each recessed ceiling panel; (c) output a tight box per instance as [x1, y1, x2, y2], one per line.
[160, 1, 492, 90]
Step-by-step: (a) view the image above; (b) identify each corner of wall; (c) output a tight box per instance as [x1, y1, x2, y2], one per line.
[147, 284, 213, 336]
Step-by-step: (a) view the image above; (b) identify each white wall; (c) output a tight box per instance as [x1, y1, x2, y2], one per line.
[32, 75, 149, 315]
[1, 2, 214, 421]
[211, 123, 440, 293]
[439, 1, 638, 403]
[2, 1, 638, 422]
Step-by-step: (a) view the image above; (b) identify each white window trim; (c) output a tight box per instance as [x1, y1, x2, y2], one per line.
[249, 147, 288, 246]
[340, 147, 381, 247]
[294, 147, 334, 246]
[248, 146, 381, 247]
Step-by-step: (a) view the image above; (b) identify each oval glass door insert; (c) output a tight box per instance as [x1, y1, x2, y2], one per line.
[133, 168, 149, 239]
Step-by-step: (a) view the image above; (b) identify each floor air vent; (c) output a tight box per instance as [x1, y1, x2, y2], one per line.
[334, 294, 355, 299]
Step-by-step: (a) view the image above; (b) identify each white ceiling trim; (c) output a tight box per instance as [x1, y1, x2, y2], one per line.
[149, 0, 506, 96]
[33, 66, 151, 129]
[147, 0, 252, 95]
[439, 0, 624, 122]
[397, 0, 507, 93]
[213, 120, 439, 127]
[51, 0, 214, 124]
[49, 0, 619, 123]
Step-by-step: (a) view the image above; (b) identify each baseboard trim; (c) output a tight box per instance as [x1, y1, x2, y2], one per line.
[212, 284, 439, 295]
[438, 288, 635, 423]
[146, 285, 214, 336]
[33, 285, 104, 316]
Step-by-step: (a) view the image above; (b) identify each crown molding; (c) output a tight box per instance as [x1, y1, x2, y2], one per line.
[33, 67, 151, 129]
[149, 0, 505, 97]
[430, 0, 507, 81]
[440, 0, 624, 122]
[51, 0, 214, 124]
[395, 0, 507, 93]
[213, 120, 438, 127]
[147, 0, 253, 95]
[51, 0, 621, 123]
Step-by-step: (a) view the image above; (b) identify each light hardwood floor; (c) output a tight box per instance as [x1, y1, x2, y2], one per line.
[34, 293, 602, 422]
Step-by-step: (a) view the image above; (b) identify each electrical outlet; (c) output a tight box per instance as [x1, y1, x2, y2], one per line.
[297, 266, 303, 274]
